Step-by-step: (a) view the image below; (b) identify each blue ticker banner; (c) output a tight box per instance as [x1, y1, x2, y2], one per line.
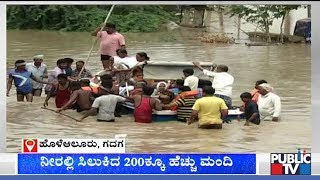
[18, 154, 256, 174]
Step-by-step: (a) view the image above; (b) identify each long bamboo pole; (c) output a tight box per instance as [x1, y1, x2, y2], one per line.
[78, 5, 116, 78]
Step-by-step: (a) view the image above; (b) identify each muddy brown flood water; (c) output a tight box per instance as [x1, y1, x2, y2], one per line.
[6, 29, 311, 153]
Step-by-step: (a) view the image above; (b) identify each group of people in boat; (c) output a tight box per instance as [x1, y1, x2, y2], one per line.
[6, 22, 282, 129]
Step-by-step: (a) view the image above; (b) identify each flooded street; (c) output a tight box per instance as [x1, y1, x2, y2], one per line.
[6, 29, 311, 153]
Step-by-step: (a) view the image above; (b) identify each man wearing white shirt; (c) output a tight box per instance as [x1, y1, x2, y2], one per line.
[193, 62, 234, 108]
[182, 68, 199, 91]
[44, 58, 67, 95]
[114, 49, 138, 69]
[26, 55, 48, 96]
[257, 83, 281, 122]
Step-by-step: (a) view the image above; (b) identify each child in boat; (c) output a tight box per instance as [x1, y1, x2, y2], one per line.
[162, 86, 197, 122]
[7, 60, 50, 102]
[43, 74, 71, 108]
[240, 92, 260, 126]
[128, 86, 162, 123]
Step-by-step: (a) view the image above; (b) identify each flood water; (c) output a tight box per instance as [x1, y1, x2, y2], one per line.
[6, 28, 311, 153]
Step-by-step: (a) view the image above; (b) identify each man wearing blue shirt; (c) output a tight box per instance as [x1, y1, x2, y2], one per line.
[7, 60, 50, 102]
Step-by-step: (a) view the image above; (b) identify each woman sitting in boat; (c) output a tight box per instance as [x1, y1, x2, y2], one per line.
[132, 52, 150, 82]
[152, 82, 175, 107]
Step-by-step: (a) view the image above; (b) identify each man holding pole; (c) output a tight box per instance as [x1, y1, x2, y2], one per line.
[91, 22, 126, 70]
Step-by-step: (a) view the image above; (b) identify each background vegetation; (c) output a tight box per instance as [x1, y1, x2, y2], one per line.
[7, 5, 181, 32]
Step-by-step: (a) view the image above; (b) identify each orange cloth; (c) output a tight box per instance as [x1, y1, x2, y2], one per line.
[250, 89, 260, 103]
[170, 90, 199, 111]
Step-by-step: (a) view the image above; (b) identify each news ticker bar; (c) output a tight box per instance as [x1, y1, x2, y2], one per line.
[0, 153, 319, 175]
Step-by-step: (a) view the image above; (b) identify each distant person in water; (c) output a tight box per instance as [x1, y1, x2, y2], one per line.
[188, 86, 228, 129]
[128, 86, 162, 123]
[257, 83, 281, 122]
[26, 54, 48, 96]
[56, 81, 93, 113]
[91, 23, 126, 70]
[44, 74, 71, 108]
[45, 58, 67, 95]
[7, 60, 50, 102]
[240, 92, 260, 126]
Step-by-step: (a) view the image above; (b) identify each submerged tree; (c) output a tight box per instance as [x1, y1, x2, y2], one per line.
[227, 5, 302, 43]
[272, 5, 300, 43]
[228, 5, 277, 43]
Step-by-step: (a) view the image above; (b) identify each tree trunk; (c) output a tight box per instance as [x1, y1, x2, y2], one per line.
[180, 8, 191, 26]
[265, 21, 271, 43]
[279, 11, 287, 43]
[193, 9, 204, 27]
[180, 6, 183, 23]
[284, 11, 291, 35]
[237, 15, 241, 39]
[218, 8, 224, 33]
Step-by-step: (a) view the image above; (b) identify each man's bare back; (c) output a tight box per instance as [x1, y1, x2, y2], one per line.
[74, 89, 93, 111]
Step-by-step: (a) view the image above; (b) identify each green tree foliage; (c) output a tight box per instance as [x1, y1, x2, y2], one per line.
[227, 5, 301, 43]
[7, 5, 180, 32]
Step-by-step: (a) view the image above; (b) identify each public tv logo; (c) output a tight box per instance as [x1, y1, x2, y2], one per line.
[22, 139, 38, 153]
[270, 149, 311, 175]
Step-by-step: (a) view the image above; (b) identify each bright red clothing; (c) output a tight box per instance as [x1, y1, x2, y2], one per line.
[55, 85, 71, 108]
[134, 96, 153, 123]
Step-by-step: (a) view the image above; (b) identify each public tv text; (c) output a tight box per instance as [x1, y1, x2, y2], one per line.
[270, 150, 311, 175]
[17, 154, 256, 174]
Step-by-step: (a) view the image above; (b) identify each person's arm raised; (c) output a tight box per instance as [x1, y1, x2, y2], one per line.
[91, 23, 104, 36]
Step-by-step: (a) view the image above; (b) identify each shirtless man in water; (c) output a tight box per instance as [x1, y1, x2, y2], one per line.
[56, 81, 93, 113]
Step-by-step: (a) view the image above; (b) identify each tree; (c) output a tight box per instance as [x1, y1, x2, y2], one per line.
[272, 5, 300, 43]
[228, 5, 278, 43]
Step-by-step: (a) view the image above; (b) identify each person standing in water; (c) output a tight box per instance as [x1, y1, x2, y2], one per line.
[43, 74, 71, 108]
[128, 86, 162, 123]
[26, 55, 48, 96]
[45, 58, 67, 95]
[240, 92, 260, 126]
[56, 81, 93, 113]
[257, 83, 281, 122]
[188, 86, 228, 129]
[193, 61, 234, 109]
[7, 60, 50, 102]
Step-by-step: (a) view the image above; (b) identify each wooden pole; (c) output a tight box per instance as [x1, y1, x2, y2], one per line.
[78, 5, 115, 78]
[41, 107, 79, 121]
